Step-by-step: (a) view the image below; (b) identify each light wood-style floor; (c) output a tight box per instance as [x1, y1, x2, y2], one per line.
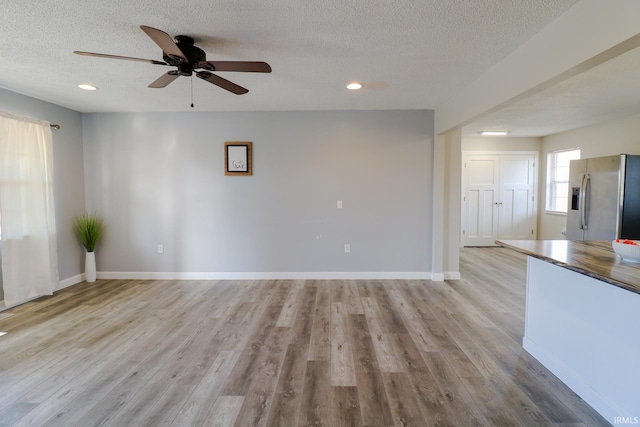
[0, 248, 610, 426]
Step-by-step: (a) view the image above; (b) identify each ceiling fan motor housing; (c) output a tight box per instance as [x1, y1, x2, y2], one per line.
[163, 35, 206, 76]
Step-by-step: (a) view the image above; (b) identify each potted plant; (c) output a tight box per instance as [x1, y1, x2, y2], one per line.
[74, 212, 105, 283]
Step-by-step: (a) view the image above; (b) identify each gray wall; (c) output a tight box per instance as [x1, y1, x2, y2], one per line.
[0, 88, 86, 283]
[83, 110, 434, 274]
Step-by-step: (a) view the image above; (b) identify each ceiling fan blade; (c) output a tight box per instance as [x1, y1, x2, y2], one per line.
[198, 61, 272, 73]
[148, 71, 180, 88]
[196, 71, 248, 95]
[140, 25, 187, 62]
[74, 51, 168, 65]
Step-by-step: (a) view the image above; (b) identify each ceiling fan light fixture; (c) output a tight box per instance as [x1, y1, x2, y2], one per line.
[78, 84, 97, 91]
[346, 82, 363, 90]
[480, 130, 509, 136]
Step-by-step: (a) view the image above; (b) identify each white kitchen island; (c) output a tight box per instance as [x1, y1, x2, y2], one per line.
[497, 240, 640, 426]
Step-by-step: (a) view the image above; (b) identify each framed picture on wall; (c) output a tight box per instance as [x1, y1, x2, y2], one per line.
[224, 141, 252, 176]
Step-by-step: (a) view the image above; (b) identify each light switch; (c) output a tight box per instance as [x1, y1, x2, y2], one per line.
[337, 200, 343, 209]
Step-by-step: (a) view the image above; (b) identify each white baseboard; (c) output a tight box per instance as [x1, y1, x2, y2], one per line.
[2, 270, 456, 312]
[58, 274, 84, 290]
[96, 271, 436, 280]
[431, 272, 461, 281]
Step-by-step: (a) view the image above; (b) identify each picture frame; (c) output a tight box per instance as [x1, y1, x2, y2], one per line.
[224, 141, 252, 176]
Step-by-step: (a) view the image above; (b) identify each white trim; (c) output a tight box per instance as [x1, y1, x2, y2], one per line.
[57, 274, 84, 290]
[431, 273, 444, 282]
[548, 146, 581, 154]
[96, 271, 435, 280]
[545, 148, 581, 213]
[432, 272, 461, 281]
[544, 210, 568, 216]
[462, 151, 539, 246]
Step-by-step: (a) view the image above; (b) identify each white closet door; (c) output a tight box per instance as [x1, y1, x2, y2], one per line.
[498, 155, 536, 240]
[463, 156, 499, 246]
[463, 153, 537, 247]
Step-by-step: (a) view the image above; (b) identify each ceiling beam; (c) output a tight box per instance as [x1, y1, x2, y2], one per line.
[435, 0, 640, 135]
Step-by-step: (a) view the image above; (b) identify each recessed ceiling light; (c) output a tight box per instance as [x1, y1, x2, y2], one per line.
[480, 131, 509, 136]
[346, 82, 363, 90]
[78, 84, 97, 91]
[0, 332, 7, 337]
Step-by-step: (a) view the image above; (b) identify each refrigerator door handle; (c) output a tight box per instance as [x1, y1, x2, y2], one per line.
[580, 173, 590, 230]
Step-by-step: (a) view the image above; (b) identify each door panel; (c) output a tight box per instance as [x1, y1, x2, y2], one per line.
[463, 157, 499, 246]
[502, 157, 532, 186]
[498, 156, 535, 240]
[463, 153, 537, 246]
[469, 158, 497, 185]
[467, 190, 480, 237]
[465, 189, 497, 243]
[499, 188, 532, 239]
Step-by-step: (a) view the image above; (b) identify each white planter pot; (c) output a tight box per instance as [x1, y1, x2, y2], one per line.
[85, 251, 96, 283]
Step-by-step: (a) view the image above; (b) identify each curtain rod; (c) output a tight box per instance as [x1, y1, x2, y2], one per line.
[50, 124, 60, 130]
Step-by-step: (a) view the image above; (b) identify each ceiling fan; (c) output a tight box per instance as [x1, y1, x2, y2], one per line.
[74, 25, 271, 96]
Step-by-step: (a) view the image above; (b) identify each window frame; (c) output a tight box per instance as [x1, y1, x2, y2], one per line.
[545, 148, 581, 215]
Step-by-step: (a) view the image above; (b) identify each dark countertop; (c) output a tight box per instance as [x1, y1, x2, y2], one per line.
[496, 239, 640, 295]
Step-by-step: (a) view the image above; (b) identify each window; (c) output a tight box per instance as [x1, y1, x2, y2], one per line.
[546, 148, 580, 213]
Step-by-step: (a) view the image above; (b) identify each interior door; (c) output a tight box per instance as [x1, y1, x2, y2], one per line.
[497, 155, 536, 240]
[463, 153, 537, 246]
[463, 156, 499, 246]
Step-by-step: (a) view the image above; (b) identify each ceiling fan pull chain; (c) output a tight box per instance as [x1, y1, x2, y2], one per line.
[190, 76, 194, 108]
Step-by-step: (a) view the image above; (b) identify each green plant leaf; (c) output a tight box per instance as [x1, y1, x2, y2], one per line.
[74, 212, 104, 252]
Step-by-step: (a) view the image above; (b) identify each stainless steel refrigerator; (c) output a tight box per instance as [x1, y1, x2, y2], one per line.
[566, 154, 640, 241]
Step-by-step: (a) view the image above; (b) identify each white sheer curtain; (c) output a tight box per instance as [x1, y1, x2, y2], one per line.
[0, 111, 59, 306]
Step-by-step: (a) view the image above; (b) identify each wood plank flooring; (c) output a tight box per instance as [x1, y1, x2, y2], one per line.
[0, 248, 611, 426]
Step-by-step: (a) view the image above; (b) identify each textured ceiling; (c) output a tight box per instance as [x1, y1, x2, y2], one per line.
[462, 45, 640, 137]
[1, 0, 577, 115]
[6, 0, 640, 138]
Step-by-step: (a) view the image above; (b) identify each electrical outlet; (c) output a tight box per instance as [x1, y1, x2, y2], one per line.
[344, 244, 350, 253]
[157, 244, 164, 254]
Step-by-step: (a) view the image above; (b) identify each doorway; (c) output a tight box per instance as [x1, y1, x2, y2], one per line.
[462, 152, 538, 246]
